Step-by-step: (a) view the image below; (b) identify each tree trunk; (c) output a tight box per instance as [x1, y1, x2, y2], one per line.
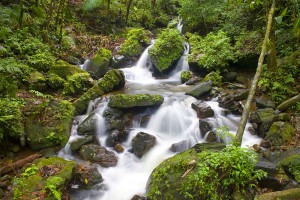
[235, 0, 276, 146]
[125, 0, 133, 25]
[267, 16, 277, 71]
[19, 0, 24, 28]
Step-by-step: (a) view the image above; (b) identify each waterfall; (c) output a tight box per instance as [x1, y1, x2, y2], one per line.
[80, 59, 90, 70]
[177, 18, 183, 33]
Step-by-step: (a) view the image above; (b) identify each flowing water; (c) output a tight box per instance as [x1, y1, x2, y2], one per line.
[60, 38, 261, 200]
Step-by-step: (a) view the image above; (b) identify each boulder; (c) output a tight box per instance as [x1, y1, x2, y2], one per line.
[28, 71, 47, 91]
[199, 119, 213, 136]
[26, 99, 74, 150]
[108, 94, 164, 109]
[249, 108, 276, 124]
[87, 48, 112, 79]
[132, 132, 156, 158]
[49, 59, 85, 79]
[104, 108, 133, 131]
[205, 131, 218, 143]
[186, 81, 212, 99]
[222, 72, 237, 82]
[74, 164, 103, 189]
[277, 94, 300, 111]
[106, 130, 130, 147]
[13, 157, 76, 199]
[185, 77, 202, 85]
[264, 121, 296, 146]
[73, 69, 125, 115]
[170, 140, 189, 153]
[258, 188, 300, 200]
[149, 29, 184, 73]
[112, 55, 126, 69]
[77, 113, 98, 135]
[79, 144, 118, 167]
[69, 136, 94, 152]
[191, 101, 214, 119]
[256, 97, 275, 109]
[131, 195, 147, 200]
[279, 154, 300, 182]
[218, 90, 249, 114]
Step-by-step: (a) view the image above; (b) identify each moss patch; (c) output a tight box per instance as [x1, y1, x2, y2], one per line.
[180, 71, 193, 83]
[149, 28, 184, 73]
[13, 157, 76, 200]
[49, 60, 85, 79]
[108, 94, 164, 109]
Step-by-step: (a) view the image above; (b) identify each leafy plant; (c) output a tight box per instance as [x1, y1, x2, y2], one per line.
[63, 72, 91, 96]
[45, 176, 64, 200]
[189, 31, 235, 71]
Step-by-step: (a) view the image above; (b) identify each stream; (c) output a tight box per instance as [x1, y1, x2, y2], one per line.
[60, 28, 262, 200]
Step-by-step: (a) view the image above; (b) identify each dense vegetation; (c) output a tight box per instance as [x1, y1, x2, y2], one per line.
[0, 0, 300, 198]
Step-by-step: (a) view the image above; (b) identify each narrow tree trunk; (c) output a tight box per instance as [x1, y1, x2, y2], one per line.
[267, 17, 277, 71]
[235, 0, 276, 146]
[125, 0, 133, 25]
[19, 0, 24, 28]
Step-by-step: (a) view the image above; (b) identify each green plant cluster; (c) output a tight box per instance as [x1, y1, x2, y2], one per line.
[203, 71, 223, 87]
[189, 31, 235, 71]
[149, 28, 184, 73]
[119, 28, 151, 57]
[180, 71, 193, 83]
[63, 73, 92, 96]
[147, 145, 266, 200]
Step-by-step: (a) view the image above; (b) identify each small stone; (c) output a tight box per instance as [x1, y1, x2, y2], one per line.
[114, 143, 125, 153]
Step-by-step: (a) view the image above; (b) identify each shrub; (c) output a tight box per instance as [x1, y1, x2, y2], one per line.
[47, 74, 66, 89]
[203, 71, 223, 87]
[149, 28, 184, 72]
[0, 98, 24, 143]
[189, 31, 235, 71]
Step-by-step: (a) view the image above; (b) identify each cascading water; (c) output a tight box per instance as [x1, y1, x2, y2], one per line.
[61, 22, 261, 199]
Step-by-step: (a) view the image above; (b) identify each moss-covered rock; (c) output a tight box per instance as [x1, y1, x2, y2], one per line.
[108, 94, 164, 109]
[279, 154, 300, 182]
[28, 71, 47, 91]
[47, 73, 65, 89]
[73, 69, 125, 115]
[180, 71, 193, 83]
[13, 157, 76, 200]
[203, 71, 223, 87]
[258, 188, 300, 200]
[119, 28, 151, 57]
[49, 60, 85, 79]
[149, 28, 184, 73]
[63, 72, 92, 96]
[88, 48, 112, 79]
[264, 121, 296, 146]
[26, 99, 75, 150]
[185, 81, 212, 99]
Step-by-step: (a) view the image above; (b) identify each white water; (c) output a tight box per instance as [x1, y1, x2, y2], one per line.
[80, 59, 90, 70]
[61, 41, 262, 200]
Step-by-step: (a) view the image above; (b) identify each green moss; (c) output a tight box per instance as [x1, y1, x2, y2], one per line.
[149, 28, 184, 73]
[13, 157, 76, 200]
[28, 71, 47, 91]
[89, 48, 112, 79]
[119, 28, 151, 57]
[180, 71, 193, 83]
[203, 71, 223, 87]
[63, 72, 92, 96]
[49, 60, 85, 79]
[279, 154, 300, 182]
[73, 69, 125, 115]
[265, 121, 296, 146]
[26, 99, 75, 150]
[108, 94, 164, 109]
[47, 74, 65, 89]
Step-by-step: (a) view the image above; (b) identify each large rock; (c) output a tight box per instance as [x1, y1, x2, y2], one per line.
[13, 157, 76, 199]
[170, 140, 189, 153]
[279, 154, 300, 182]
[74, 164, 103, 189]
[69, 136, 94, 152]
[77, 112, 98, 135]
[104, 108, 133, 131]
[73, 69, 125, 115]
[87, 48, 112, 79]
[191, 101, 214, 119]
[218, 89, 249, 114]
[108, 94, 164, 109]
[199, 119, 213, 136]
[264, 121, 296, 146]
[185, 81, 212, 99]
[132, 132, 156, 158]
[26, 99, 74, 150]
[256, 97, 275, 109]
[79, 144, 118, 167]
[180, 71, 193, 83]
[149, 29, 184, 73]
[277, 94, 300, 111]
[249, 108, 276, 124]
[258, 188, 300, 200]
[106, 130, 130, 147]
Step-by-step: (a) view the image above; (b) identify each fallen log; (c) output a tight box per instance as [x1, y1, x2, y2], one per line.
[0, 153, 41, 176]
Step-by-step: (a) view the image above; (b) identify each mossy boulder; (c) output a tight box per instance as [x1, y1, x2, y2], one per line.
[108, 94, 164, 109]
[149, 28, 184, 73]
[26, 99, 75, 150]
[88, 48, 112, 79]
[13, 157, 76, 200]
[119, 28, 151, 57]
[63, 72, 92, 96]
[28, 71, 47, 91]
[69, 136, 94, 152]
[264, 121, 296, 146]
[180, 71, 193, 83]
[49, 60, 85, 79]
[279, 154, 300, 182]
[258, 188, 300, 200]
[47, 73, 65, 89]
[203, 71, 222, 87]
[77, 112, 98, 135]
[73, 69, 125, 115]
[185, 81, 212, 99]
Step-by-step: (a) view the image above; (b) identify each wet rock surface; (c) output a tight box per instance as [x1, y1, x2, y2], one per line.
[132, 132, 156, 158]
[192, 101, 214, 119]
